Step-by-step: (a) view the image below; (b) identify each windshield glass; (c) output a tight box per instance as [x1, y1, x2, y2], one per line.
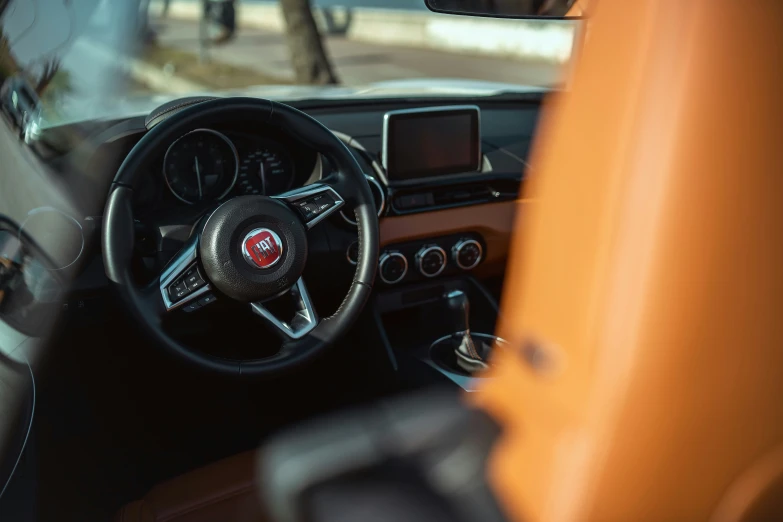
[1, 0, 576, 125]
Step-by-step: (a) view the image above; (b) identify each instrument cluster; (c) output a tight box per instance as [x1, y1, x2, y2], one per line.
[136, 129, 310, 210]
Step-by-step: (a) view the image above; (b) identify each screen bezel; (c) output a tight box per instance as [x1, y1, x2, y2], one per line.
[382, 105, 482, 185]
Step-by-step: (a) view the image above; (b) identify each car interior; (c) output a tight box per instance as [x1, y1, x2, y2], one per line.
[0, 96, 532, 519]
[1, 28, 538, 522]
[2, 0, 783, 521]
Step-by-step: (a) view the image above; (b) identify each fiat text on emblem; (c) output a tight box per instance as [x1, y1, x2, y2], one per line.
[242, 228, 283, 269]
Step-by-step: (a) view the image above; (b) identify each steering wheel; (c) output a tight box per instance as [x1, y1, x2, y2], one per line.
[102, 98, 379, 376]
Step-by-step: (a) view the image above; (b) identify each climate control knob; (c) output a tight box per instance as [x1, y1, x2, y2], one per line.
[452, 239, 483, 270]
[416, 245, 447, 278]
[379, 252, 408, 284]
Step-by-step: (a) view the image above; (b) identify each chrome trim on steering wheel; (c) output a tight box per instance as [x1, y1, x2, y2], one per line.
[251, 277, 318, 340]
[159, 238, 212, 310]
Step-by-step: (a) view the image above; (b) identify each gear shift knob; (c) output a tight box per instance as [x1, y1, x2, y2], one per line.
[444, 289, 470, 335]
[443, 290, 489, 373]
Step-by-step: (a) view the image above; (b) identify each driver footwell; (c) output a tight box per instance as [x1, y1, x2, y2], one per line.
[32, 301, 397, 522]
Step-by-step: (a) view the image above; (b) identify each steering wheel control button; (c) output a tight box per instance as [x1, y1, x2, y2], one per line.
[294, 191, 339, 222]
[379, 252, 408, 284]
[183, 302, 201, 313]
[453, 239, 483, 270]
[166, 262, 209, 305]
[169, 279, 190, 301]
[416, 246, 448, 278]
[242, 228, 284, 269]
[183, 266, 206, 291]
[274, 184, 346, 229]
[198, 294, 217, 306]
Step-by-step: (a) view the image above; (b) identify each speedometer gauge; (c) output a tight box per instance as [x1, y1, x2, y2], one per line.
[163, 129, 238, 204]
[237, 147, 293, 196]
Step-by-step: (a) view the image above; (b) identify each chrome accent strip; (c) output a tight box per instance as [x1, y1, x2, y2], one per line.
[415, 245, 447, 278]
[159, 239, 212, 311]
[452, 239, 484, 270]
[251, 277, 318, 340]
[272, 183, 345, 229]
[340, 175, 386, 225]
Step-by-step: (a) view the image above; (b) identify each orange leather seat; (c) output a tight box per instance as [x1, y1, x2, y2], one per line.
[114, 451, 264, 522]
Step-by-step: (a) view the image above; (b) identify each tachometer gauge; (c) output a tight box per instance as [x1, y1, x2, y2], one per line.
[163, 129, 238, 204]
[237, 147, 293, 196]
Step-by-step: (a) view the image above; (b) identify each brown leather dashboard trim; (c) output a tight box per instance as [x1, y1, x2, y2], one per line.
[379, 200, 525, 277]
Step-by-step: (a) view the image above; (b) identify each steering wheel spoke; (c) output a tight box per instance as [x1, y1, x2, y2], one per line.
[158, 237, 214, 312]
[250, 277, 318, 340]
[273, 182, 345, 229]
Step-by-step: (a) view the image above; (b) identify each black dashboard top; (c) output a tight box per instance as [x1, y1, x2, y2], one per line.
[52, 96, 540, 220]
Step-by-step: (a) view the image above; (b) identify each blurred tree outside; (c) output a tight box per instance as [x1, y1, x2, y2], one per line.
[35, 58, 72, 115]
[0, 34, 15, 82]
[0, 0, 17, 81]
[35, 59, 63, 93]
[279, 0, 339, 85]
[0, 0, 72, 117]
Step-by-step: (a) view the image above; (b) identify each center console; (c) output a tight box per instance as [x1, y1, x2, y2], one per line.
[329, 104, 524, 391]
[373, 276, 503, 391]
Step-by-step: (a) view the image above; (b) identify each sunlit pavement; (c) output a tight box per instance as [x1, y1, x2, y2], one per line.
[150, 17, 564, 88]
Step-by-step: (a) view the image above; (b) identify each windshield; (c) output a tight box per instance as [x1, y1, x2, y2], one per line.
[0, 0, 576, 125]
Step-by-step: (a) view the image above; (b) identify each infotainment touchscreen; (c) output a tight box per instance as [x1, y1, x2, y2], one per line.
[382, 106, 481, 183]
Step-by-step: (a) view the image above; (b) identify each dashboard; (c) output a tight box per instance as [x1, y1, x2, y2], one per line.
[45, 94, 542, 314]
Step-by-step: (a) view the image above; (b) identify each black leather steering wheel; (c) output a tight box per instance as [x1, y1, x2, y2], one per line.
[102, 98, 379, 376]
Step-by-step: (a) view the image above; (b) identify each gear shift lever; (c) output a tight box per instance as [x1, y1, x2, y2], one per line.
[444, 290, 489, 373]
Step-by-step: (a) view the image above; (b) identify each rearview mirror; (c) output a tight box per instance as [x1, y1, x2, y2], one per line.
[424, 0, 582, 19]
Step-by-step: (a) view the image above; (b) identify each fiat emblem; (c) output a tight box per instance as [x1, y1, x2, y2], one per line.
[242, 228, 283, 269]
